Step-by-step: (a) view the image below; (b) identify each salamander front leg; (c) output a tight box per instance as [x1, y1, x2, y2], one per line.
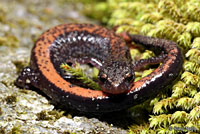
[133, 54, 167, 71]
[15, 67, 39, 89]
[120, 32, 168, 70]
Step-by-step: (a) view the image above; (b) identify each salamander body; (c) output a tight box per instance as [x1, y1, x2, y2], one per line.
[15, 23, 183, 113]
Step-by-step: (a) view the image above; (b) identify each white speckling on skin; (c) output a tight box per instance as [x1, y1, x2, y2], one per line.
[55, 40, 62, 46]
[105, 96, 109, 99]
[150, 72, 163, 82]
[52, 43, 57, 48]
[83, 36, 87, 41]
[61, 38, 65, 43]
[72, 37, 76, 42]
[80, 33, 84, 37]
[134, 94, 138, 99]
[96, 104, 100, 110]
[67, 38, 71, 42]
[89, 37, 95, 43]
[127, 89, 136, 95]
[88, 37, 92, 42]
[128, 72, 164, 94]
[53, 54, 57, 58]
[95, 37, 101, 44]
[50, 88, 54, 92]
[26, 79, 31, 83]
[91, 58, 102, 66]
[97, 96, 103, 100]
[77, 36, 81, 40]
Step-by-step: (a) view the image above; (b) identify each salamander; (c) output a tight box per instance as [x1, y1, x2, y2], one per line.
[15, 23, 183, 113]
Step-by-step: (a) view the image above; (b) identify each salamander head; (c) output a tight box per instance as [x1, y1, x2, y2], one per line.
[98, 60, 134, 94]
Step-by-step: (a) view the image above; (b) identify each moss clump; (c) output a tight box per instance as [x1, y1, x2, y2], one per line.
[63, 131, 76, 134]
[0, 127, 6, 134]
[0, 107, 2, 115]
[9, 126, 22, 134]
[12, 60, 29, 73]
[60, 63, 102, 90]
[5, 95, 17, 104]
[36, 110, 64, 121]
[0, 36, 19, 47]
[0, 3, 7, 23]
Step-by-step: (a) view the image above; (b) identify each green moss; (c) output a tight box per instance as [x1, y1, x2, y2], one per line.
[128, 123, 150, 134]
[0, 107, 2, 115]
[60, 63, 102, 90]
[0, 127, 5, 134]
[18, 89, 29, 94]
[5, 95, 17, 104]
[0, 4, 7, 23]
[12, 60, 29, 73]
[63, 131, 76, 134]
[0, 35, 19, 47]
[48, 110, 64, 120]
[17, 19, 29, 29]
[36, 110, 64, 121]
[191, 37, 200, 49]
[9, 126, 22, 134]
[158, 0, 188, 24]
[36, 110, 53, 120]
[186, 48, 200, 64]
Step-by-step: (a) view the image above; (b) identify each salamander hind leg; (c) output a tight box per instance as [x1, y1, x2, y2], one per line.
[15, 67, 39, 89]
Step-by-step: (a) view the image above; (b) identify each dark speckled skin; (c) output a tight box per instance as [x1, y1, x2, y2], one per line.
[15, 23, 183, 113]
[49, 30, 134, 94]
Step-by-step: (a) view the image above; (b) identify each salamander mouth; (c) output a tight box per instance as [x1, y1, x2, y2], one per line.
[99, 80, 134, 95]
[102, 87, 131, 94]
[59, 62, 135, 94]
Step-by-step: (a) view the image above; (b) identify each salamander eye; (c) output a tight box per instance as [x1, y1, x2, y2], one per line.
[101, 74, 107, 79]
[99, 74, 107, 82]
[126, 73, 134, 81]
[125, 73, 131, 77]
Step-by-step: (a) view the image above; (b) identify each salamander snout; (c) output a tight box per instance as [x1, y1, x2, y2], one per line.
[98, 60, 135, 94]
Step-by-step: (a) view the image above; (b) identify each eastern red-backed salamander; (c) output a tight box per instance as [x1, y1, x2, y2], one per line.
[15, 23, 183, 113]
